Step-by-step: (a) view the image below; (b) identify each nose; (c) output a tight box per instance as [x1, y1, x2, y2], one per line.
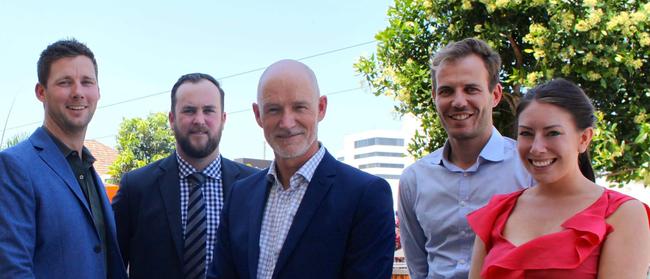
[192, 110, 207, 125]
[451, 90, 467, 108]
[530, 135, 547, 154]
[278, 111, 296, 129]
[70, 81, 85, 99]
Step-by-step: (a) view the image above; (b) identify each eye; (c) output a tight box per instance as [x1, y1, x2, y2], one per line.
[466, 87, 480, 94]
[182, 108, 196, 114]
[518, 130, 533, 137]
[547, 130, 561, 136]
[57, 80, 71, 86]
[437, 88, 452, 97]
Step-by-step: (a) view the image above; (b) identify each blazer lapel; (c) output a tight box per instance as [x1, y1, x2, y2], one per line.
[248, 174, 271, 279]
[273, 153, 336, 276]
[157, 155, 184, 261]
[30, 128, 92, 215]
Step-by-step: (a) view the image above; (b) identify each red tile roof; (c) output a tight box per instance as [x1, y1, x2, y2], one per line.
[84, 140, 118, 179]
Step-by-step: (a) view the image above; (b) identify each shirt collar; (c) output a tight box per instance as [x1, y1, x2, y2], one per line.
[176, 152, 222, 180]
[266, 143, 326, 186]
[43, 126, 96, 164]
[430, 126, 506, 166]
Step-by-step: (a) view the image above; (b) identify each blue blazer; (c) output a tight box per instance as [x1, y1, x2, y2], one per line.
[209, 151, 395, 279]
[0, 127, 127, 279]
[112, 153, 257, 279]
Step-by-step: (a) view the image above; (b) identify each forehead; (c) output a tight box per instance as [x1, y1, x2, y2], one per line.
[175, 80, 221, 106]
[435, 55, 489, 87]
[519, 101, 573, 126]
[48, 56, 97, 81]
[259, 75, 317, 105]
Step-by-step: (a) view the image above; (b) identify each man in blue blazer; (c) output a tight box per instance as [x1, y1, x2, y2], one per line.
[208, 60, 395, 279]
[112, 73, 257, 279]
[0, 39, 128, 278]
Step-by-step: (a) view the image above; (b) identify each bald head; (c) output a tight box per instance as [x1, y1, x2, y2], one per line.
[257, 59, 320, 104]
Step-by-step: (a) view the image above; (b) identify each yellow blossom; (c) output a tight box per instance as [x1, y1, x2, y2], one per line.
[639, 32, 650, 47]
[462, 0, 472, 10]
[587, 71, 602, 81]
[630, 11, 646, 25]
[495, 0, 509, 8]
[584, 52, 594, 64]
[474, 24, 483, 33]
[576, 20, 590, 32]
[631, 59, 644, 70]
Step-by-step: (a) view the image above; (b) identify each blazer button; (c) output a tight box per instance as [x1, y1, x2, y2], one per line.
[94, 245, 101, 253]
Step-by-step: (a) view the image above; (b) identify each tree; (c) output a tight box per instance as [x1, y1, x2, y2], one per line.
[355, 0, 650, 185]
[108, 112, 175, 183]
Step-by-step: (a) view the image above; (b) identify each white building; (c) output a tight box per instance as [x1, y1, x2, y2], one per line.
[337, 115, 419, 209]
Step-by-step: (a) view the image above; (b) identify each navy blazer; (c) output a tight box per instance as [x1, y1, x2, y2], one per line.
[0, 127, 128, 279]
[112, 153, 257, 279]
[209, 151, 395, 279]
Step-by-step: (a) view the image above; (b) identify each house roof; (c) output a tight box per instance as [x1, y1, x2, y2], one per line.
[84, 140, 118, 178]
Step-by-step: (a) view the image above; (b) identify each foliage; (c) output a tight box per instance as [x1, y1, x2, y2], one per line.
[1, 132, 28, 150]
[108, 112, 175, 183]
[355, 0, 650, 186]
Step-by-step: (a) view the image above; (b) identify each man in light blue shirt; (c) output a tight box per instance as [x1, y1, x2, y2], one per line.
[398, 38, 534, 279]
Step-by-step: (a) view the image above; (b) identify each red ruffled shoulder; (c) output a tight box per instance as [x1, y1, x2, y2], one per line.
[467, 190, 523, 249]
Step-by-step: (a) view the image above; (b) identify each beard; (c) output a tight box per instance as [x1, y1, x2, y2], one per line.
[173, 124, 222, 159]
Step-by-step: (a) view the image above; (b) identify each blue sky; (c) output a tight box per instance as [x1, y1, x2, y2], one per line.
[0, 0, 405, 160]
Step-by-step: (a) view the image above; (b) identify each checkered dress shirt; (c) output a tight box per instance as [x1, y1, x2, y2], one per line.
[256, 145, 326, 279]
[177, 153, 223, 267]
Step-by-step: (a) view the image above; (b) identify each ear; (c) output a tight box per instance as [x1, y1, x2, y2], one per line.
[252, 103, 263, 128]
[168, 111, 175, 129]
[221, 111, 227, 126]
[35, 83, 46, 102]
[317, 95, 327, 122]
[578, 127, 594, 153]
[491, 83, 503, 107]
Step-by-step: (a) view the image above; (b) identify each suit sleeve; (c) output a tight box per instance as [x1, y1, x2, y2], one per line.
[111, 173, 132, 267]
[207, 181, 238, 279]
[398, 167, 429, 279]
[0, 153, 37, 278]
[342, 177, 395, 279]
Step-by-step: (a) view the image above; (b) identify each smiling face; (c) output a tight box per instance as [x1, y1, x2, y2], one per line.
[36, 55, 99, 138]
[170, 79, 226, 160]
[517, 101, 593, 184]
[253, 61, 326, 163]
[433, 54, 502, 144]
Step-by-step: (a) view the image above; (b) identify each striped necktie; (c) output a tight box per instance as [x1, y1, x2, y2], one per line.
[184, 172, 207, 279]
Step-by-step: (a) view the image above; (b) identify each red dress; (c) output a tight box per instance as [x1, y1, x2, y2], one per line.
[467, 188, 650, 278]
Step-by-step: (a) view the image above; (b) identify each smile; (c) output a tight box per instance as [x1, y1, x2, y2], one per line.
[529, 159, 555, 167]
[67, 105, 87, 110]
[449, 113, 471, 120]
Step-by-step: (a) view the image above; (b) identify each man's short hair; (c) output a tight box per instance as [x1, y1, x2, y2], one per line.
[430, 38, 501, 91]
[37, 39, 97, 87]
[171, 73, 225, 114]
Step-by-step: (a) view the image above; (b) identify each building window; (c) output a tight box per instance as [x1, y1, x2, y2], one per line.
[359, 163, 405, 169]
[354, 151, 404, 159]
[354, 137, 404, 148]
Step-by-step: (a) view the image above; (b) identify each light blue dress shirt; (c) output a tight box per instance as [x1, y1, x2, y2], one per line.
[398, 127, 534, 279]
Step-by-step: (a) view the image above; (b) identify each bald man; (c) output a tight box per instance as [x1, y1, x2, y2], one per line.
[208, 60, 395, 279]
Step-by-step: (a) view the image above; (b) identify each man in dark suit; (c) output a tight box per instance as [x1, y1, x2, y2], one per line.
[208, 60, 395, 279]
[0, 39, 128, 278]
[112, 73, 257, 279]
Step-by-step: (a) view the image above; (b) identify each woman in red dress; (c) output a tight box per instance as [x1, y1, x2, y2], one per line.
[468, 78, 650, 278]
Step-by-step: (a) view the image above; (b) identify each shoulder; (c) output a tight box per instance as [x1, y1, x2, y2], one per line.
[122, 155, 173, 183]
[606, 190, 650, 228]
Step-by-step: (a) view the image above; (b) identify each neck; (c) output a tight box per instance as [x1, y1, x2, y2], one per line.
[534, 171, 599, 197]
[447, 131, 492, 170]
[44, 123, 85, 155]
[274, 142, 319, 188]
[177, 147, 220, 172]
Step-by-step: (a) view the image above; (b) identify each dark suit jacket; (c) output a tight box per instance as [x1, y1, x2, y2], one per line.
[0, 127, 128, 279]
[209, 151, 395, 279]
[112, 153, 257, 279]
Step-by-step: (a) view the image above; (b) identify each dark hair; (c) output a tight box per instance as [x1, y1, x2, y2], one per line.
[516, 78, 597, 182]
[431, 37, 501, 91]
[37, 39, 97, 87]
[171, 73, 225, 114]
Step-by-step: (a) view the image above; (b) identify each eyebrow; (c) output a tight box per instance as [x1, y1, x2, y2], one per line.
[518, 124, 563, 130]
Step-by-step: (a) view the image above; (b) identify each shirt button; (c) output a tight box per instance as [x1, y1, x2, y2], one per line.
[459, 201, 466, 207]
[458, 259, 466, 265]
[79, 174, 84, 180]
[93, 245, 101, 253]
